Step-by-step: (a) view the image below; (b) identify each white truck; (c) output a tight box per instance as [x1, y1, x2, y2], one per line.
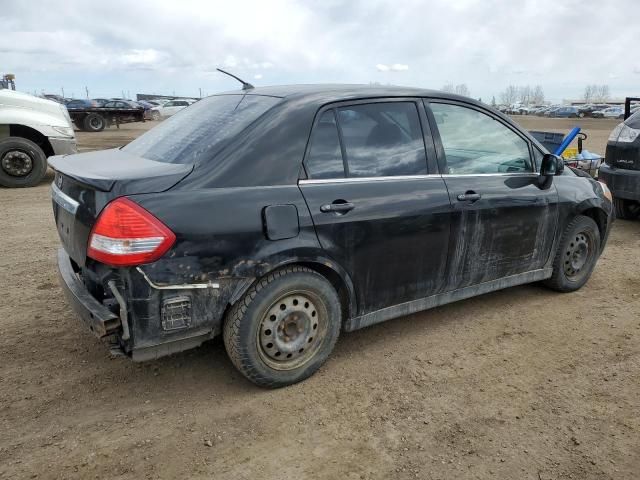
[0, 89, 77, 187]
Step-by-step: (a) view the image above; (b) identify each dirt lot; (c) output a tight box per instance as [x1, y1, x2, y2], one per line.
[1, 117, 638, 480]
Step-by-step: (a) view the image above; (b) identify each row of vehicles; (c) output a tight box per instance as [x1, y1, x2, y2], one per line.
[501, 103, 639, 119]
[62, 97, 196, 132]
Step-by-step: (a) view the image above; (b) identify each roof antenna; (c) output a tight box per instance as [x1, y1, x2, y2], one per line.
[216, 68, 254, 91]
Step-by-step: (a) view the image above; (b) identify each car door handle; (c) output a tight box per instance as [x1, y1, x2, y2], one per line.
[457, 192, 482, 202]
[320, 202, 355, 213]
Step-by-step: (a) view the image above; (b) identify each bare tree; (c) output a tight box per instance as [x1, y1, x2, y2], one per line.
[441, 83, 455, 93]
[584, 84, 611, 103]
[532, 85, 545, 104]
[455, 84, 470, 97]
[583, 85, 594, 103]
[500, 85, 519, 105]
[518, 85, 532, 105]
[594, 85, 610, 102]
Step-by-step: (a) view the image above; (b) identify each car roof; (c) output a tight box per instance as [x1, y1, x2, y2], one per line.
[213, 84, 482, 108]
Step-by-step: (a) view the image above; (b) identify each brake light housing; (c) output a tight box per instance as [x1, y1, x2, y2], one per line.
[87, 197, 176, 266]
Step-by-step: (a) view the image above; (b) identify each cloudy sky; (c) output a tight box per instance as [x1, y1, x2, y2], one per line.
[3, 0, 639, 102]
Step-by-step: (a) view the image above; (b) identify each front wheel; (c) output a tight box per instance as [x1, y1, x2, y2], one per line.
[544, 215, 601, 292]
[614, 197, 640, 219]
[223, 266, 341, 388]
[0, 137, 48, 188]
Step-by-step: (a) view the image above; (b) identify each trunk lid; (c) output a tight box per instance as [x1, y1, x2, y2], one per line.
[49, 149, 192, 266]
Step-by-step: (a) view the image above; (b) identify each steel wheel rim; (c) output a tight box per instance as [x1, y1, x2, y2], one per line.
[257, 290, 327, 371]
[89, 117, 103, 129]
[563, 230, 593, 279]
[1, 150, 33, 177]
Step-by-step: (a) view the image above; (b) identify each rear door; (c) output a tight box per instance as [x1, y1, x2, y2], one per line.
[425, 100, 558, 289]
[299, 99, 452, 315]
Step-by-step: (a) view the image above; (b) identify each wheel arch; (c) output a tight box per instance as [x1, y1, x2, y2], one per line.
[229, 255, 357, 322]
[577, 205, 609, 241]
[4, 124, 53, 157]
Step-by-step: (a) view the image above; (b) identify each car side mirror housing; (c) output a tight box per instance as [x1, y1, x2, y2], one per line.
[540, 153, 564, 177]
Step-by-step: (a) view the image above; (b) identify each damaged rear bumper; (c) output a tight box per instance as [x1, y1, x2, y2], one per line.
[57, 249, 242, 361]
[57, 248, 121, 338]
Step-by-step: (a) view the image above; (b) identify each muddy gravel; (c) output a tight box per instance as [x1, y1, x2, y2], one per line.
[0, 118, 638, 479]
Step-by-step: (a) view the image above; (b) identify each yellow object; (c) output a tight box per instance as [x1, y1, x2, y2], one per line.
[563, 147, 578, 159]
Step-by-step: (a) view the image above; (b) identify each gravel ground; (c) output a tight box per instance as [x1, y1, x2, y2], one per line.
[0, 117, 638, 480]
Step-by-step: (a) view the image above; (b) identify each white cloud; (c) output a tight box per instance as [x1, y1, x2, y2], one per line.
[254, 73, 263, 79]
[3, 0, 640, 99]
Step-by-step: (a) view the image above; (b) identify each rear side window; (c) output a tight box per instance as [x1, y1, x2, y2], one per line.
[123, 94, 281, 164]
[337, 102, 427, 177]
[305, 111, 345, 179]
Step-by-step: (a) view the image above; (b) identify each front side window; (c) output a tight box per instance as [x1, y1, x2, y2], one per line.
[431, 103, 532, 174]
[305, 110, 345, 179]
[337, 102, 428, 177]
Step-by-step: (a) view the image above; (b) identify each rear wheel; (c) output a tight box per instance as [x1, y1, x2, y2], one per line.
[151, 110, 161, 120]
[544, 215, 601, 292]
[83, 113, 106, 132]
[223, 266, 341, 388]
[614, 197, 640, 219]
[0, 137, 48, 188]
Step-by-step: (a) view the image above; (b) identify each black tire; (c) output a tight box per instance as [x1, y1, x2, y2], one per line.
[544, 215, 601, 292]
[223, 266, 341, 388]
[0, 137, 48, 188]
[613, 197, 640, 219]
[83, 113, 106, 132]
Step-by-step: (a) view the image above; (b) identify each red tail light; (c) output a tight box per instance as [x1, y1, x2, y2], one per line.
[87, 197, 175, 266]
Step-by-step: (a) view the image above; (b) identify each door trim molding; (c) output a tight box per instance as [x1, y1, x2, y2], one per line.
[299, 175, 443, 185]
[344, 268, 553, 332]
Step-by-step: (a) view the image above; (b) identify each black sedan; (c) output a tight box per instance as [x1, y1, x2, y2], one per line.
[49, 85, 614, 387]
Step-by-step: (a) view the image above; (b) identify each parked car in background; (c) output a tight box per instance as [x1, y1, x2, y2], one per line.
[134, 100, 156, 119]
[65, 99, 100, 110]
[92, 98, 110, 107]
[577, 104, 608, 118]
[50, 84, 613, 387]
[593, 107, 624, 119]
[149, 99, 194, 120]
[1, 89, 76, 187]
[543, 106, 560, 117]
[42, 94, 67, 104]
[549, 106, 579, 118]
[599, 109, 640, 218]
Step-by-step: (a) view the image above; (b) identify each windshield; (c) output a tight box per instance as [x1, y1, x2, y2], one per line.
[123, 94, 281, 164]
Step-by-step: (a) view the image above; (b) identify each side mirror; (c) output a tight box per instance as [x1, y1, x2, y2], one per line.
[540, 153, 564, 177]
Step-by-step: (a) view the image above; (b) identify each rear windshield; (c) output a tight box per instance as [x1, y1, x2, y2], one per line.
[123, 94, 281, 164]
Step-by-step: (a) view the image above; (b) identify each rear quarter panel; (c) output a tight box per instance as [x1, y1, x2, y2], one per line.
[131, 186, 333, 290]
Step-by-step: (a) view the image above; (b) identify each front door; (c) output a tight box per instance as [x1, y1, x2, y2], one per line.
[299, 100, 452, 315]
[425, 100, 558, 290]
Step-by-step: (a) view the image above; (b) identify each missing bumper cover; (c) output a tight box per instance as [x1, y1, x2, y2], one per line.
[161, 296, 192, 331]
